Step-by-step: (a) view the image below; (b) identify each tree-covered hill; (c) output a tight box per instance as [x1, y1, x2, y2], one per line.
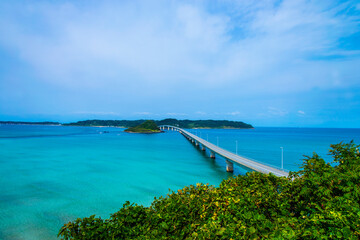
[59, 142, 360, 239]
[124, 120, 161, 133]
[64, 118, 253, 129]
[0, 121, 61, 125]
[62, 119, 144, 127]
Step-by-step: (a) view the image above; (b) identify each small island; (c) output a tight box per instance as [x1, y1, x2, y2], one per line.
[0, 121, 61, 125]
[124, 120, 162, 133]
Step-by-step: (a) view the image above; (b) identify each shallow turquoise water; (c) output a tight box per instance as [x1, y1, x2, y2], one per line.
[0, 125, 359, 239]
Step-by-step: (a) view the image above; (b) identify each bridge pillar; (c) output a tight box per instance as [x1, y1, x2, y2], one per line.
[201, 144, 206, 151]
[168, 126, 169, 130]
[210, 151, 215, 159]
[226, 160, 234, 172]
[195, 141, 199, 147]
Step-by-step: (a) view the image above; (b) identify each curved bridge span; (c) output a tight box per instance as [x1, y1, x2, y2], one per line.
[159, 125, 289, 177]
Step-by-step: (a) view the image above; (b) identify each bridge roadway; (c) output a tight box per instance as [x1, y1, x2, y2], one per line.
[159, 125, 289, 177]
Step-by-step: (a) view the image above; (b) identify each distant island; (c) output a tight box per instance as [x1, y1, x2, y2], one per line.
[124, 120, 162, 133]
[64, 118, 254, 129]
[0, 121, 61, 125]
[0, 119, 254, 129]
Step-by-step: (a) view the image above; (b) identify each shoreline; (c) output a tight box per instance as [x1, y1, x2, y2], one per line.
[124, 130, 164, 134]
[0, 123, 254, 130]
[66, 125, 254, 130]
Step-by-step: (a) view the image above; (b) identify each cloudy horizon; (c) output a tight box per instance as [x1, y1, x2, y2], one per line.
[0, 0, 359, 127]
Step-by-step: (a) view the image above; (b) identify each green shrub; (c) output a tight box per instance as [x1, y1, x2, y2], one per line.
[59, 142, 360, 239]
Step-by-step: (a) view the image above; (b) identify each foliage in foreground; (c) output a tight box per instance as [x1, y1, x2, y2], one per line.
[59, 142, 360, 239]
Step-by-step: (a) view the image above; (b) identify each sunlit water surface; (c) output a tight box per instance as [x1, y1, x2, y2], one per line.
[0, 125, 359, 239]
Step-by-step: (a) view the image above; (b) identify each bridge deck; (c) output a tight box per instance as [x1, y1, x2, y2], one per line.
[160, 125, 288, 177]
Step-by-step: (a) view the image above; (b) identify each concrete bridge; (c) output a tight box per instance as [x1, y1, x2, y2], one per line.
[159, 125, 289, 177]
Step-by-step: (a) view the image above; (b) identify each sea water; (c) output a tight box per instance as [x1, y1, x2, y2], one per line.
[188, 127, 360, 171]
[0, 125, 359, 239]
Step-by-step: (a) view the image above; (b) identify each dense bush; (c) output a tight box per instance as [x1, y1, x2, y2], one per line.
[58, 142, 360, 239]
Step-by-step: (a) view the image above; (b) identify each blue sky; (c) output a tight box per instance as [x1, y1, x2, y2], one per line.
[0, 0, 359, 127]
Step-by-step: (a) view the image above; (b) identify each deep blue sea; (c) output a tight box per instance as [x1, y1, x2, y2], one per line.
[0, 125, 359, 239]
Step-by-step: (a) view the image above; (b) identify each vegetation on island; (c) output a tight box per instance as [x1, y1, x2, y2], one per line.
[64, 118, 253, 129]
[0, 118, 253, 129]
[156, 119, 253, 129]
[0, 121, 60, 125]
[63, 119, 146, 128]
[124, 120, 162, 133]
[59, 142, 360, 239]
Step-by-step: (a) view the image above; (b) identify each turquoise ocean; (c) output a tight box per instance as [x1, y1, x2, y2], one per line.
[0, 125, 359, 239]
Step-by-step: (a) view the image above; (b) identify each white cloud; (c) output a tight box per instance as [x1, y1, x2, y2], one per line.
[0, 1, 231, 89]
[73, 111, 118, 115]
[268, 107, 288, 116]
[227, 111, 241, 116]
[133, 112, 152, 115]
[0, 0, 358, 94]
[195, 111, 207, 115]
[166, 112, 188, 116]
[298, 110, 305, 115]
[0, 0, 359, 127]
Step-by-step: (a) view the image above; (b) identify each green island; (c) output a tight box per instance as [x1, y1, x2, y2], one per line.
[58, 142, 360, 239]
[0, 121, 61, 125]
[63, 118, 253, 129]
[1, 119, 253, 129]
[124, 120, 162, 133]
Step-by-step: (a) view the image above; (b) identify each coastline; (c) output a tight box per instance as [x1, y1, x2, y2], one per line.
[124, 130, 164, 134]
[0, 119, 254, 130]
[192, 127, 255, 129]
[0, 123, 255, 130]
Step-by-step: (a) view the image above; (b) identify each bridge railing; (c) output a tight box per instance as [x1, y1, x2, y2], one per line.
[160, 125, 289, 177]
